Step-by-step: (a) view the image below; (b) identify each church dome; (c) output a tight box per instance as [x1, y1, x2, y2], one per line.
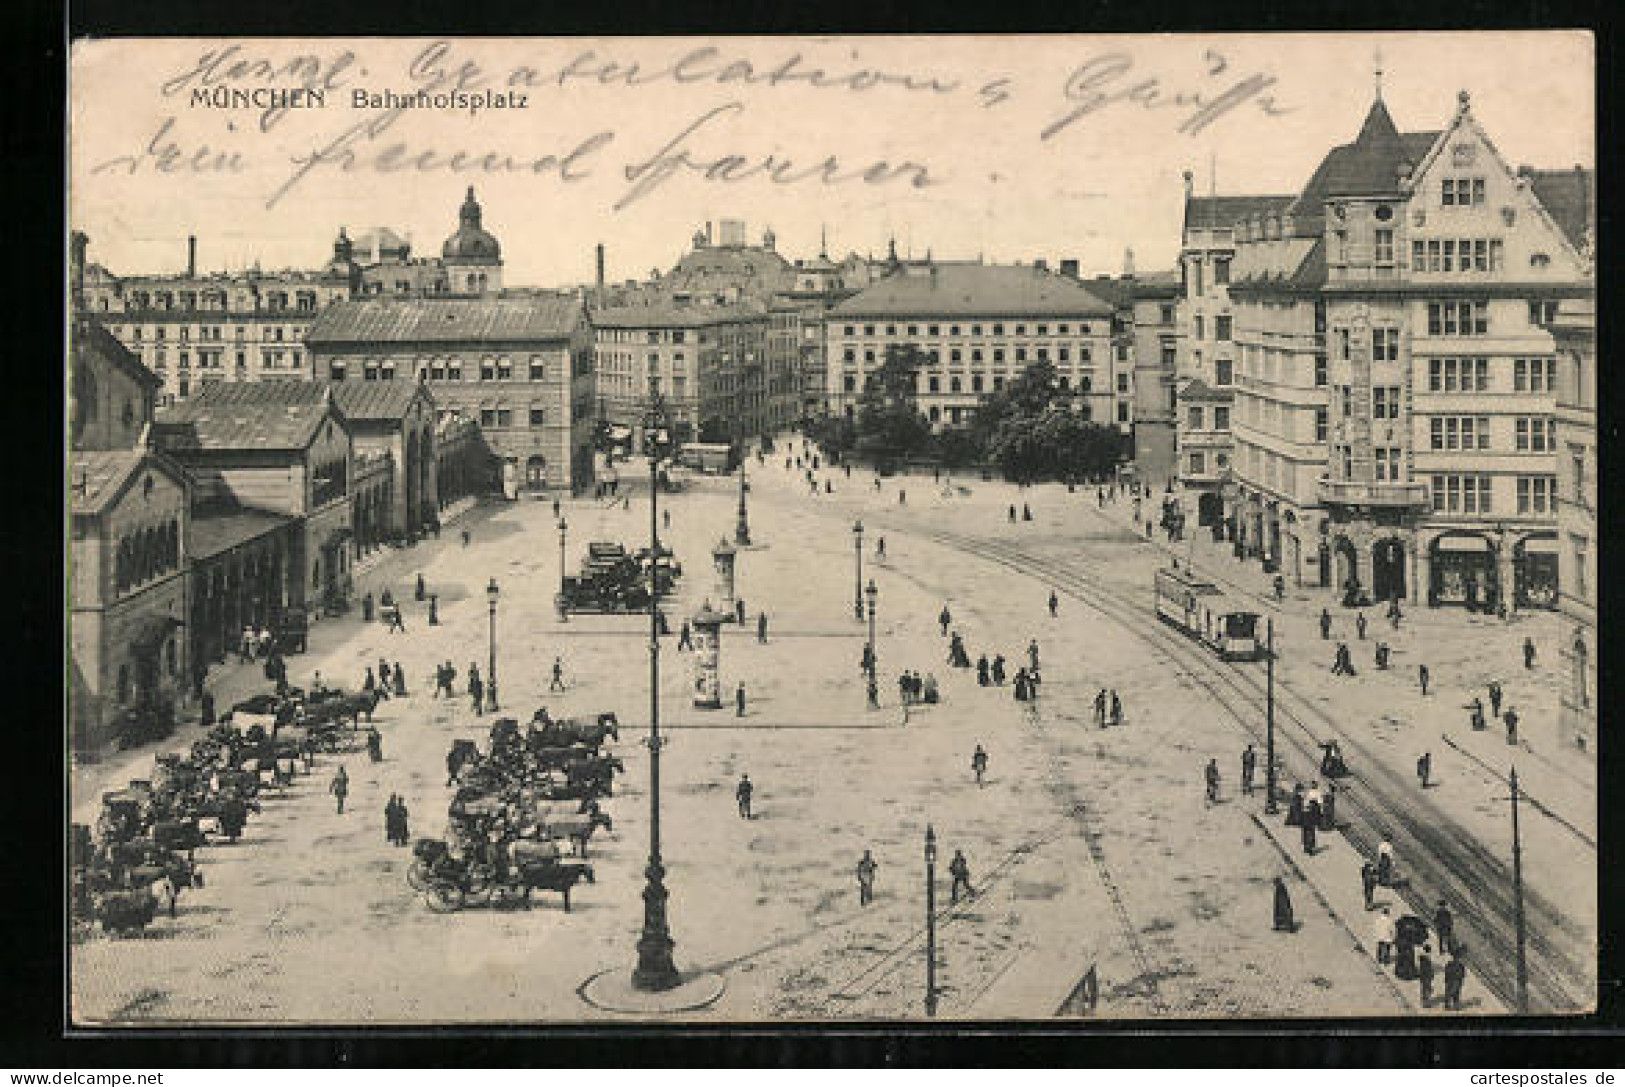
[442, 187, 502, 264]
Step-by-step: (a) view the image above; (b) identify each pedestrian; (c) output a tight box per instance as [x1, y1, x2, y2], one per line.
[1241, 744, 1256, 796]
[462, 529, 471, 548]
[1273, 876, 1295, 932]
[553, 497, 561, 519]
[469, 666, 484, 716]
[1417, 751, 1432, 788]
[1013, 669, 1030, 702]
[1375, 642, 1390, 670]
[1322, 782, 1338, 829]
[898, 672, 912, 707]
[330, 766, 349, 815]
[394, 796, 410, 845]
[977, 655, 990, 687]
[1204, 759, 1220, 805]
[388, 604, 406, 633]
[736, 682, 747, 717]
[1110, 690, 1122, 726]
[393, 663, 406, 697]
[1443, 950, 1466, 1011]
[200, 689, 216, 729]
[923, 673, 939, 704]
[1273, 574, 1285, 602]
[1285, 784, 1304, 828]
[1418, 944, 1436, 1006]
[1523, 637, 1536, 670]
[1504, 705, 1519, 745]
[757, 612, 768, 643]
[1468, 697, 1486, 730]
[1301, 805, 1318, 855]
[1372, 906, 1395, 965]
[550, 656, 566, 692]
[1027, 639, 1040, 672]
[736, 774, 753, 819]
[1048, 590, 1059, 618]
[948, 849, 972, 903]
[939, 606, 953, 637]
[379, 660, 392, 690]
[1419, 663, 1431, 696]
[1434, 900, 1455, 955]
[1008, 504, 1017, 523]
[384, 795, 399, 844]
[1388, 596, 1403, 629]
[663, 509, 671, 530]
[991, 655, 1006, 686]
[857, 850, 878, 905]
[972, 744, 989, 786]
[1488, 681, 1503, 717]
[1377, 840, 1395, 886]
[362, 592, 375, 622]
[736, 598, 746, 625]
[415, 573, 426, 602]
[1361, 861, 1377, 910]
[1022, 503, 1033, 522]
[1319, 609, 1332, 640]
[428, 595, 439, 625]
[1356, 612, 1368, 640]
[1094, 688, 1108, 727]
[366, 726, 382, 763]
[678, 621, 694, 651]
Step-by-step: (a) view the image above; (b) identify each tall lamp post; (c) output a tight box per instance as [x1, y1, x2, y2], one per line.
[557, 517, 569, 624]
[924, 824, 939, 1017]
[1264, 618, 1278, 814]
[632, 397, 681, 992]
[485, 578, 500, 712]
[865, 578, 879, 709]
[735, 456, 751, 546]
[1508, 766, 1529, 1014]
[853, 520, 865, 621]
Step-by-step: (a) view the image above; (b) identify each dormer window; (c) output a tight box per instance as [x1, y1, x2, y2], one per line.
[1530, 253, 1551, 268]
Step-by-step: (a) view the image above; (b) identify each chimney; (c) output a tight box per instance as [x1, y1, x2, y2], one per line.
[1183, 170, 1194, 199]
[595, 243, 606, 307]
[188, 235, 197, 278]
[1059, 258, 1080, 279]
[1034, 258, 1048, 272]
[1123, 246, 1136, 278]
[70, 231, 89, 309]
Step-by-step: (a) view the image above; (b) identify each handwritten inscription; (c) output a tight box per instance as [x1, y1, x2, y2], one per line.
[1041, 51, 1292, 141]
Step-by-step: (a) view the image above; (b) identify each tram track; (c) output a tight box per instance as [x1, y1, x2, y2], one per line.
[887, 521, 1594, 1014]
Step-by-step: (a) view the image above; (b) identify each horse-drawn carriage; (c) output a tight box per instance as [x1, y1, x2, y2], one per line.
[555, 542, 675, 616]
[408, 837, 594, 912]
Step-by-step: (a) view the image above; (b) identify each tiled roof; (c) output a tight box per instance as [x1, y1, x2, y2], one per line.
[155, 381, 339, 452]
[1184, 195, 1294, 233]
[831, 263, 1114, 318]
[305, 295, 582, 345]
[73, 315, 162, 389]
[1528, 168, 1595, 253]
[325, 379, 432, 422]
[70, 449, 146, 515]
[189, 505, 296, 559]
[1286, 102, 1439, 233]
[592, 301, 759, 329]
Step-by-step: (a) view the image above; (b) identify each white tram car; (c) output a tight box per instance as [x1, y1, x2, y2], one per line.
[1154, 566, 1264, 661]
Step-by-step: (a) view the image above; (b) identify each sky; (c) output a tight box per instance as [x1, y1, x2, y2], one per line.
[70, 32, 1593, 287]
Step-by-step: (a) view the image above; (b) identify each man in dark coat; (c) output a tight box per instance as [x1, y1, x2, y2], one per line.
[1417, 751, 1432, 788]
[1048, 591, 1058, 618]
[1272, 877, 1294, 932]
[1418, 944, 1436, 1006]
[1504, 705, 1520, 745]
[1319, 609, 1332, 640]
[1110, 691, 1122, 725]
[1204, 759, 1220, 805]
[1523, 637, 1537, 669]
[939, 606, 953, 636]
[1433, 900, 1455, 954]
[393, 663, 407, 697]
[1489, 681, 1504, 717]
[1443, 951, 1467, 1010]
[1355, 612, 1368, 640]
[1361, 861, 1378, 910]
[948, 850, 972, 903]
[972, 745, 989, 787]
[330, 766, 349, 815]
[856, 850, 878, 906]
[1301, 807, 1318, 855]
[1286, 785, 1304, 828]
[977, 655, 990, 686]
[735, 682, 747, 717]
[1241, 744, 1257, 796]
[1419, 663, 1431, 696]
[991, 655, 1006, 686]
[678, 621, 694, 651]
[736, 774, 753, 819]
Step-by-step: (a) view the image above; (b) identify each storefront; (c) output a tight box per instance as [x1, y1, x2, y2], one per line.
[1429, 533, 1498, 610]
[1514, 534, 1559, 609]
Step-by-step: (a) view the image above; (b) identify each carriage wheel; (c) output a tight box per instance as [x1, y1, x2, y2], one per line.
[424, 884, 464, 913]
[406, 862, 429, 891]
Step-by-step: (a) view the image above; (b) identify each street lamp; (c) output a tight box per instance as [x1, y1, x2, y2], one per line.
[557, 517, 569, 624]
[924, 824, 939, 1017]
[853, 520, 865, 621]
[735, 456, 751, 546]
[865, 578, 878, 672]
[632, 396, 681, 993]
[485, 578, 500, 712]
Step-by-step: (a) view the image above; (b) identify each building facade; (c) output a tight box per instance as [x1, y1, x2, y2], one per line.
[1222, 89, 1593, 606]
[825, 262, 1120, 430]
[1550, 298, 1595, 756]
[329, 380, 439, 538]
[304, 295, 595, 495]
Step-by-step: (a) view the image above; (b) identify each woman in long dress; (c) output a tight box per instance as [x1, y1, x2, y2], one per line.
[1273, 877, 1294, 932]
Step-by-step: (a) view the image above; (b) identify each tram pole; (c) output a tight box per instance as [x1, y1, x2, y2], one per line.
[1510, 765, 1529, 1014]
[1264, 618, 1278, 814]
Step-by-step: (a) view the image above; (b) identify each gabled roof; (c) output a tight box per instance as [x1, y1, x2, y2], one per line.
[325, 379, 433, 423]
[831, 263, 1114, 319]
[73, 315, 161, 390]
[154, 381, 345, 453]
[1285, 101, 1440, 234]
[70, 448, 185, 517]
[305, 295, 583, 345]
[1528, 168, 1595, 253]
[1177, 378, 1231, 402]
[1184, 195, 1294, 235]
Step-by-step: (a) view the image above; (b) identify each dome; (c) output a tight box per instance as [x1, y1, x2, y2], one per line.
[441, 187, 502, 264]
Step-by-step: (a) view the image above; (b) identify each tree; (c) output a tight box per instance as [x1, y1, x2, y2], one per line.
[854, 344, 933, 464]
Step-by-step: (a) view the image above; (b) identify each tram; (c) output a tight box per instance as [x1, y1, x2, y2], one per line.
[1153, 566, 1264, 662]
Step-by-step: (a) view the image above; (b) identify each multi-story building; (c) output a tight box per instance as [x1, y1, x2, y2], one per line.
[1222, 88, 1593, 605]
[1550, 297, 1595, 756]
[1084, 268, 1182, 483]
[1176, 185, 1295, 526]
[304, 294, 595, 495]
[328, 380, 440, 540]
[825, 261, 1120, 430]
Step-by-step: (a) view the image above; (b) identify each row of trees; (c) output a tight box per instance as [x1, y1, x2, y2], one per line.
[802, 345, 1131, 484]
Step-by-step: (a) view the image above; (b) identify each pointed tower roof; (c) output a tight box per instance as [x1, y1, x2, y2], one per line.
[1285, 95, 1439, 234]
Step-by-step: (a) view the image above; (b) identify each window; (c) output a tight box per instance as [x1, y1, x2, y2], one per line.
[1528, 300, 1559, 326]
[1314, 355, 1328, 387]
[1160, 305, 1175, 325]
[843, 375, 856, 393]
[1517, 475, 1556, 514]
[1514, 416, 1556, 452]
[530, 407, 546, 427]
[1118, 402, 1130, 422]
[929, 325, 940, 336]
[1374, 447, 1402, 481]
[972, 375, 984, 393]
[1214, 358, 1233, 386]
[1339, 386, 1352, 418]
[1427, 301, 1488, 336]
[994, 376, 1005, 391]
[1213, 406, 1230, 431]
[1373, 386, 1402, 420]
[529, 357, 547, 380]
[1315, 407, 1329, 442]
[329, 361, 346, 381]
[1161, 344, 1176, 367]
[1188, 452, 1206, 475]
[1194, 316, 1205, 341]
[1215, 315, 1232, 341]
[950, 376, 962, 393]
[1187, 406, 1204, 430]
[1432, 474, 1494, 513]
[1374, 229, 1394, 263]
[992, 348, 1005, 363]
[1335, 329, 1349, 361]
[497, 357, 512, 380]
[1514, 356, 1555, 393]
[1442, 178, 1486, 206]
[1372, 328, 1399, 362]
[1015, 347, 1026, 362]
[928, 376, 940, 393]
[447, 360, 462, 381]
[1214, 258, 1231, 285]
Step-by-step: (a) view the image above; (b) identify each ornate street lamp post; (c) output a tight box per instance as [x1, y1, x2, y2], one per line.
[633, 397, 681, 992]
[924, 824, 939, 1017]
[865, 578, 879, 709]
[485, 578, 500, 711]
[557, 517, 569, 624]
[735, 456, 751, 546]
[853, 520, 865, 621]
